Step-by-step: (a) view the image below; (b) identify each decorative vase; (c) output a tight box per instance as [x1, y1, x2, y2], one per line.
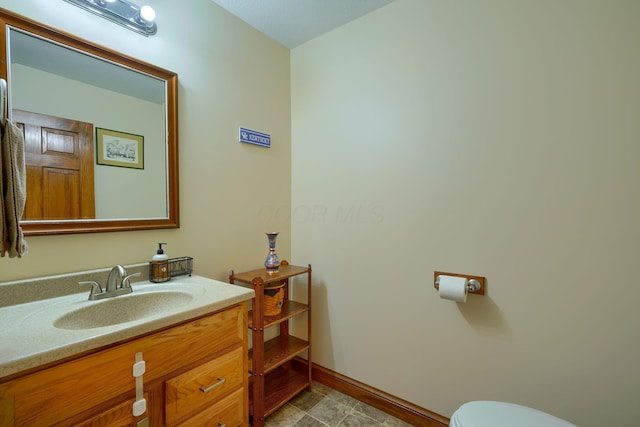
[264, 232, 281, 273]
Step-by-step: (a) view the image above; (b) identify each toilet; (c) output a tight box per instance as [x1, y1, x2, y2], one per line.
[450, 401, 577, 427]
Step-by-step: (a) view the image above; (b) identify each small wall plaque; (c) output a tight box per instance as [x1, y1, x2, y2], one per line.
[239, 127, 271, 148]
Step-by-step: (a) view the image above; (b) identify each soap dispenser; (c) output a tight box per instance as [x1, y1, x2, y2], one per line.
[151, 243, 170, 283]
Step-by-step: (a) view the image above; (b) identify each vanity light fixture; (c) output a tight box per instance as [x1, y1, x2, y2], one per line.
[62, 0, 157, 36]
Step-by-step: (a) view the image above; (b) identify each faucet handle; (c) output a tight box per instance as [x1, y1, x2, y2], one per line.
[79, 281, 102, 300]
[122, 272, 142, 290]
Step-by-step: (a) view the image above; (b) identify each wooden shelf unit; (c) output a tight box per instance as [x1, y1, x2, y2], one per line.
[229, 261, 312, 427]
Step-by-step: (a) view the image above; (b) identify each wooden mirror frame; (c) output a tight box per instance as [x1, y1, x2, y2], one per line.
[0, 8, 179, 236]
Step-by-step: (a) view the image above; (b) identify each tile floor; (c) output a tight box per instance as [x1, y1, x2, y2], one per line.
[262, 381, 414, 427]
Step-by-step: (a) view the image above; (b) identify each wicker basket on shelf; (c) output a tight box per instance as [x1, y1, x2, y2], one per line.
[263, 283, 285, 316]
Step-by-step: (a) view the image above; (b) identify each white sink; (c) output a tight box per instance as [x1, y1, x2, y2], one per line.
[0, 275, 255, 378]
[54, 290, 194, 330]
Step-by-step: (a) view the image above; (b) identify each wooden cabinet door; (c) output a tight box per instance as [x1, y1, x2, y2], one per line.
[12, 109, 95, 220]
[72, 394, 149, 427]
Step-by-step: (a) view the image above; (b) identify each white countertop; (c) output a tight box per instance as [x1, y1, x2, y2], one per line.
[0, 275, 254, 378]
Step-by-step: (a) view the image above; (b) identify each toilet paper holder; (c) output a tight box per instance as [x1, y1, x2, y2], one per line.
[434, 271, 486, 295]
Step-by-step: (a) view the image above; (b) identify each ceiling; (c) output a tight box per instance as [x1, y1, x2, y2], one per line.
[210, 0, 396, 49]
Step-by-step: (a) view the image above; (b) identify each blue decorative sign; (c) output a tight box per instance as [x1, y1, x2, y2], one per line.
[239, 127, 271, 148]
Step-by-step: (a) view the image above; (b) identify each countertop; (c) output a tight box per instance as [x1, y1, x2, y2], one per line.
[0, 274, 254, 378]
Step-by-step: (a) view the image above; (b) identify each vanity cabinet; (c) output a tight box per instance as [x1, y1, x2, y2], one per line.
[0, 303, 248, 426]
[229, 262, 312, 427]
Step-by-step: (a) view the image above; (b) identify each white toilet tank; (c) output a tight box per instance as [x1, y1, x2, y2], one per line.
[450, 401, 577, 427]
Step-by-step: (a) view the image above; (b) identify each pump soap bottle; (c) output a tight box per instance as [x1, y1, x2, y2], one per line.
[151, 243, 170, 282]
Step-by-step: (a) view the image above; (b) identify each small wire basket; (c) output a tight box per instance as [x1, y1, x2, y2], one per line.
[169, 256, 193, 278]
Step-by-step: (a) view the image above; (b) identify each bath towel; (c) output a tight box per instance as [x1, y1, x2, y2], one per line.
[0, 120, 28, 257]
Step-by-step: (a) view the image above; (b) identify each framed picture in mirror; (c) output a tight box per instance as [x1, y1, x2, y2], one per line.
[96, 128, 144, 169]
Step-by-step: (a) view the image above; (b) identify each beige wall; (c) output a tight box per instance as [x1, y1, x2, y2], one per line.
[291, 1, 640, 426]
[0, 0, 292, 282]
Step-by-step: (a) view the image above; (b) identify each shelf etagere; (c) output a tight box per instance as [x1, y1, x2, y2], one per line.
[229, 261, 312, 427]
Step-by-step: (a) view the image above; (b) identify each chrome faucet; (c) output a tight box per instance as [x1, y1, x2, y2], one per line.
[106, 265, 126, 292]
[79, 265, 141, 300]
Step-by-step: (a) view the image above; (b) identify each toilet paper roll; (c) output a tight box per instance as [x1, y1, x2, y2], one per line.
[438, 275, 468, 302]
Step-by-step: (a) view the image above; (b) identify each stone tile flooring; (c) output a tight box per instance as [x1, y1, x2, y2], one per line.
[263, 381, 414, 427]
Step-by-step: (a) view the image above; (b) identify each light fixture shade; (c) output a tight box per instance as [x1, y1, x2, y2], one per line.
[63, 0, 158, 36]
[139, 5, 156, 23]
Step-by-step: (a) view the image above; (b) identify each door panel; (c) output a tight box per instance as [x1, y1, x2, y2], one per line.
[13, 109, 95, 220]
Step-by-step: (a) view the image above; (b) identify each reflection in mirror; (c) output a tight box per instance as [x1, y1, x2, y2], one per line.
[11, 30, 167, 220]
[0, 8, 179, 235]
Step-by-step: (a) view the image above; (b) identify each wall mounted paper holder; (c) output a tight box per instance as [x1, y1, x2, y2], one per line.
[434, 271, 486, 295]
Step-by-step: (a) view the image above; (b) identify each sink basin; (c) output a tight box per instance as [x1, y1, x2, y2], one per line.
[54, 290, 194, 330]
[1, 275, 255, 378]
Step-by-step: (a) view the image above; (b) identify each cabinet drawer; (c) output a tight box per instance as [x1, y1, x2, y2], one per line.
[165, 347, 244, 426]
[176, 388, 244, 427]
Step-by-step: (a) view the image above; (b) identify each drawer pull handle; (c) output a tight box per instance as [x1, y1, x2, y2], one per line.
[200, 377, 225, 393]
[219, 424, 226, 427]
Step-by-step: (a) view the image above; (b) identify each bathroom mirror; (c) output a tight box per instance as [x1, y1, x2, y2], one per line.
[0, 8, 179, 235]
